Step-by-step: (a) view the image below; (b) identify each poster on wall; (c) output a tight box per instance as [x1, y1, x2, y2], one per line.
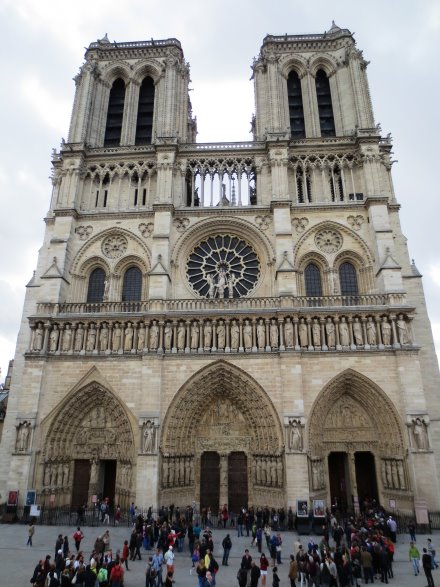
[296, 499, 308, 517]
[26, 490, 37, 506]
[313, 499, 326, 517]
[30, 505, 41, 517]
[7, 491, 18, 506]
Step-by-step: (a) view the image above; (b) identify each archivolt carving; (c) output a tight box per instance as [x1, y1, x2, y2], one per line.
[308, 369, 405, 459]
[160, 361, 284, 456]
[41, 382, 136, 463]
[294, 220, 374, 267]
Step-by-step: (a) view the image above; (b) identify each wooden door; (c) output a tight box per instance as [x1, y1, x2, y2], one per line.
[228, 452, 248, 514]
[200, 452, 220, 512]
[71, 460, 91, 507]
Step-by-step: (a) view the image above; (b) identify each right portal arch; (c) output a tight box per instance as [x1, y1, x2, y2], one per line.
[308, 369, 410, 510]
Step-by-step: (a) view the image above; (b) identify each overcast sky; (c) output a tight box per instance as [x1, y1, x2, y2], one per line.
[0, 0, 439, 382]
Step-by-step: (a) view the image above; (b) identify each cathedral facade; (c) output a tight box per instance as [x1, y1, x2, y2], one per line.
[1, 24, 439, 515]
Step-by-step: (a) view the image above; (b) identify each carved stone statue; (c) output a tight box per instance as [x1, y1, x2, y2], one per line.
[164, 322, 172, 351]
[276, 458, 283, 486]
[216, 268, 227, 298]
[149, 321, 159, 350]
[124, 322, 134, 351]
[49, 325, 59, 352]
[179, 457, 185, 485]
[288, 419, 302, 451]
[243, 320, 252, 349]
[204, 321, 212, 349]
[103, 277, 110, 302]
[397, 460, 405, 489]
[137, 324, 145, 350]
[312, 460, 320, 490]
[397, 314, 409, 344]
[298, 318, 308, 347]
[339, 317, 349, 346]
[62, 324, 72, 352]
[230, 320, 239, 350]
[33, 323, 44, 351]
[190, 322, 199, 349]
[63, 462, 70, 486]
[44, 464, 51, 487]
[74, 324, 84, 351]
[143, 421, 155, 453]
[256, 458, 262, 484]
[85, 324, 95, 351]
[168, 459, 175, 486]
[227, 273, 236, 298]
[90, 459, 98, 483]
[16, 421, 31, 452]
[257, 319, 265, 349]
[162, 459, 169, 487]
[325, 317, 335, 347]
[412, 417, 429, 450]
[99, 323, 109, 351]
[206, 273, 215, 298]
[366, 316, 376, 345]
[217, 321, 225, 349]
[385, 460, 392, 487]
[112, 323, 122, 351]
[381, 316, 391, 345]
[270, 458, 277, 486]
[353, 317, 363, 345]
[391, 460, 399, 488]
[312, 318, 320, 346]
[381, 460, 387, 487]
[284, 318, 294, 347]
[270, 319, 279, 348]
[177, 322, 186, 350]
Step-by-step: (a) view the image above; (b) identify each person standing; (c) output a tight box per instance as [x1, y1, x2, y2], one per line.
[408, 522, 416, 542]
[109, 559, 124, 587]
[164, 545, 175, 580]
[422, 548, 435, 587]
[241, 549, 253, 586]
[222, 534, 232, 566]
[259, 553, 269, 587]
[73, 527, 84, 552]
[409, 542, 420, 576]
[27, 521, 35, 546]
[386, 516, 397, 543]
[428, 538, 439, 569]
[250, 560, 261, 587]
[288, 554, 297, 587]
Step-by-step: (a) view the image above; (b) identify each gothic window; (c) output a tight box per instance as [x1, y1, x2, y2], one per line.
[287, 70, 305, 138]
[135, 76, 155, 145]
[315, 69, 335, 137]
[122, 266, 142, 301]
[104, 78, 126, 147]
[304, 263, 322, 297]
[87, 267, 106, 303]
[339, 262, 358, 296]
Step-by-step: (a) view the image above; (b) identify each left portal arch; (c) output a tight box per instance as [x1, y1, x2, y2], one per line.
[160, 360, 285, 509]
[40, 382, 136, 508]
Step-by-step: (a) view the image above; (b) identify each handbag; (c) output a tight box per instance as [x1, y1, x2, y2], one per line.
[71, 573, 77, 584]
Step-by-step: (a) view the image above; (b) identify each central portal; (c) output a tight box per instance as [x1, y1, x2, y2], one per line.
[200, 452, 220, 512]
[228, 452, 248, 513]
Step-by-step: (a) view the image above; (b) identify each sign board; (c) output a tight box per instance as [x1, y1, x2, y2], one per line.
[415, 499, 429, 525]
[7, 490, 18, 506]
[92, 495, 97, 503]
[30, 505, 41, 517]
[26, 490, 37, 506]
[389, 499, 396, 509]
[296, 499, 308, 517]
[313, 499, 325, 517]
[50, 493, 56, 504]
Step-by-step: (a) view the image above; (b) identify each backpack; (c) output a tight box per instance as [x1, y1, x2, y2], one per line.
[48, 573, 60, 587]
[111, 565, 123, 581]
[97, 567, 107, 583]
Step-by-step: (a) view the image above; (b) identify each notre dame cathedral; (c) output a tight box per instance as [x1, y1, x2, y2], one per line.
[1, 23, 439, 516]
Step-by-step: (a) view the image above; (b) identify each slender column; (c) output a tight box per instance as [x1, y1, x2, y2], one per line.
[132, 322, 138, 354]
[29, 324, 36, 352]
[198, 320, 203, 353]
[191, 172, 195, 207]
[251, 319, 258, 352]
[185, 320, 191, 353]
[70, 324, 77, 355]
[158, 321, 164, 354]
[375, 316, 383, 349]
[237, 170, 242, 206]
[390, 314, 400, 348]
[219, 454, 228, 508]
[42, 322, 51, 355]
[210, 174, 214, 207]
[278, 318, 285, 351]
[144, 322, 149, 352]
[238, 319, 244, 353]
[57, 324, 64, 356]
[334, 317, 341, 350]
[212, 321, 217, 352]
[94, 323, 100, 354]
[320, 318, 328, 351]
[200, 171, 205, 207]
[265, 319, 271, 352]
[293, 316, 300, 350]
[225, 318, 230, 353]
[172, 321, 178, 354]
[306, 318, 313, 351]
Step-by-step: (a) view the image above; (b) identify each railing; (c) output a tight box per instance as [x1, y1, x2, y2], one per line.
[179, 142, 265, 152]
[88, 38, 182, 50]
[36, 293, 408, 317]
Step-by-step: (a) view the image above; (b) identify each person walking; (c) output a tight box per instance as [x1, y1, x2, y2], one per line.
[250, 561, 261, 587]
[109, 559, 124, 587]
[27, 522, 35, 546]
[73, 527, 84, 552]
[422, 548, 435, 587]
[288, 554, 298, 587]
[409, 542, 420, 576]
[428, 538, 439, 569]
[222, 534, 232, 566]
[260, 553, 269, 587]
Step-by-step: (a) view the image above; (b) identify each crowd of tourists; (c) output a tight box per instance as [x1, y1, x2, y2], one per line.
[27, 502, 438, 586]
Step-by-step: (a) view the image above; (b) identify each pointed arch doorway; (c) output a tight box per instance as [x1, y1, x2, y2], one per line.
[160, 361, 285, 510]
[308, 370, 409, 512]
[40, 382, 136, 509]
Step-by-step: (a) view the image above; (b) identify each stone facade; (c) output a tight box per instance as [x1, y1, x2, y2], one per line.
[1, 25, 439, 514]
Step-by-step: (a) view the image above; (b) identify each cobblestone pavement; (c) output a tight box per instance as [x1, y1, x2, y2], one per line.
[1, 523, 439, 586]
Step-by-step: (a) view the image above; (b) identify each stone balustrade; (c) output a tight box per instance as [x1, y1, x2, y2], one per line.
[27, 310, 415, 357]
[35, 292, 407, 317]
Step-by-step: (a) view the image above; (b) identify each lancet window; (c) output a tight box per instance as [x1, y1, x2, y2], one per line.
[122, 267, 142, 301]
[315, 69, 335, 137]
[304, 263, 322, 297]
[339, 262, 358, 296]
[104, 78, 126, 147]
[135, 76, 155, 145]
[287, 70, 305, 138]
[87, 268, 106, 303]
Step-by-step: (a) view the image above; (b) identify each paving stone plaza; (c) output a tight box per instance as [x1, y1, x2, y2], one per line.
[1, 523, 439, 586]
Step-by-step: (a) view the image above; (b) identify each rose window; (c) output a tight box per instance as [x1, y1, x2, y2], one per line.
[186, 234, 260, 298]
[315, 229, 343, 254]
[102, 234, 128, 259]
